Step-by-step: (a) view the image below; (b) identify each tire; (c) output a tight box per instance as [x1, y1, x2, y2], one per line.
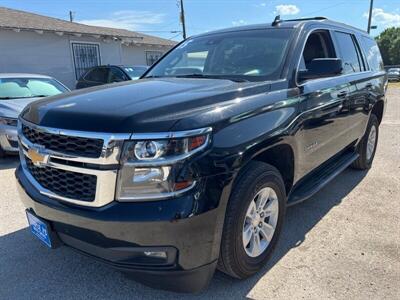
[217, 161, 286, 279]
[351, 114, 379, 170]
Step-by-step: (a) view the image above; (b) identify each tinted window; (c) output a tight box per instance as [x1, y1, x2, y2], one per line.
[301, 30, 337, 69]
[146, 29, 293, 81]
[0, 78, 68, 99]
[124, 67, 148, 79]
[109, 67, 127, 82]
[335, 32, 362, 73]
[84, 68, 109, 82]
[361, 37, 384, 71]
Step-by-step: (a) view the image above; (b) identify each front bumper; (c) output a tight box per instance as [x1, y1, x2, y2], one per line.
[16, 165, 225, 292]
[0, 125, 18, 152]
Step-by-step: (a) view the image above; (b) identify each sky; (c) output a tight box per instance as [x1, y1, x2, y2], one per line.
[1, 0, 399, 40]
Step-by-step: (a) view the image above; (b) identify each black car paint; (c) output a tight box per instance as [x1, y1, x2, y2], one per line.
[17, 20, 387, 292]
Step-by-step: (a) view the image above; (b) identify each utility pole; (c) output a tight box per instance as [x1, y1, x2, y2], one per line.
[367, 0, 374, 33]
[69, 11, 74, 22]
[179, 0, 187, 39]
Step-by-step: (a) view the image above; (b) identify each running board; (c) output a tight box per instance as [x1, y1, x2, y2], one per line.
[287, 151, 359, 206]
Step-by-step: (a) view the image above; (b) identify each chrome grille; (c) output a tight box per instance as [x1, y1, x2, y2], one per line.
[22, 124, 104, 158]
[26, 158, 97, 202]
[18, 119, 129, 207]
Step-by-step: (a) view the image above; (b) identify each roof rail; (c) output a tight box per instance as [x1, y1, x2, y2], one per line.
[272, 16, 327, 26]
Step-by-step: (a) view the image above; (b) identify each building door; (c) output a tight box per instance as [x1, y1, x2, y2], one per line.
[72, 43, 101, 80]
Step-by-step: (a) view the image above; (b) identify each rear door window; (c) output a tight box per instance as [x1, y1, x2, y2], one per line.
[84, 68, 109, 83]
[334, 32, 362, 74]
[361, 37, 384, 71]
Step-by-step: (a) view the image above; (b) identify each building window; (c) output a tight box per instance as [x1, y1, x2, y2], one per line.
[146, 51, 163, 66]
[72, 43, 101, 79]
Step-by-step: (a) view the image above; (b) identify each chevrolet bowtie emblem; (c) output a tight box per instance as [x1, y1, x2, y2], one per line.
[27, 147, 49, 167]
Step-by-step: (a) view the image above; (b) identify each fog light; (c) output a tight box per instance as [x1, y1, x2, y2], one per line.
[144, 251, 167, 259]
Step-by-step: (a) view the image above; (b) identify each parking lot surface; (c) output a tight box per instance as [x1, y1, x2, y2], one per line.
[0, 87, 399, 300]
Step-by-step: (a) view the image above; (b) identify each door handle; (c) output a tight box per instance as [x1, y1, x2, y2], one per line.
[366, 83, 373, 90]
[337, 91, 348, 98]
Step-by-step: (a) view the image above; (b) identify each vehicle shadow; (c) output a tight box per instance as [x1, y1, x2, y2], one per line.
[0, 168, 368, 300]
[0, 156, 19, 171]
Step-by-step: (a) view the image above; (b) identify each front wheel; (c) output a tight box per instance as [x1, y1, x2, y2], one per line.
[218, 161, 286, 279]
[352, 114, 379, 170]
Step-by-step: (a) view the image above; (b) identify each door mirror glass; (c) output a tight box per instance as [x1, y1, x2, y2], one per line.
[298, 58, 342, 81]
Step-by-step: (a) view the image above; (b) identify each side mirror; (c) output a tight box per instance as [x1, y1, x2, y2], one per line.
[298, 58, 342, 81]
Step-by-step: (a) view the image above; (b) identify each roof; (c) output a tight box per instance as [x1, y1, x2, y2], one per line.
[0, 73, 53, 79]
[194, 17, 367, 38]
[0, 6, 176, 46]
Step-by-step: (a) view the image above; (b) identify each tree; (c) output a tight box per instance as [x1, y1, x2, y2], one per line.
[375, 27, 400, 65]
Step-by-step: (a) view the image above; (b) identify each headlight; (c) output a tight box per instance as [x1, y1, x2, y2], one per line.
[116, 128, 211, 201]
[0, 117, 18, 127]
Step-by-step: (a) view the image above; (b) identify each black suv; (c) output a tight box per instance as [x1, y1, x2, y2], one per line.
[76, 65, 148, 89]
[16, 17, 387, 293]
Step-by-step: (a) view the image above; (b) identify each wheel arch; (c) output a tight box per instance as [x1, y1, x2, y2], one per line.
[372, 99, 384, 124]
[252, 144, 295, 195]
[235, 142, 296, 196]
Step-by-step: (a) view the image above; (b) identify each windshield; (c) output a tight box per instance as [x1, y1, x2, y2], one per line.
[124, 67, 148, 79]
[0, 77, 68, 100]
[145, 29, 293, 82]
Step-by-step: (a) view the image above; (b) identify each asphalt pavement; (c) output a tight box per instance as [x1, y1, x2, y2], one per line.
[0, 87, 399, 299]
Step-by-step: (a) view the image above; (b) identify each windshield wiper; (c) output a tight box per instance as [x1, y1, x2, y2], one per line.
[174, 74, 249, 82]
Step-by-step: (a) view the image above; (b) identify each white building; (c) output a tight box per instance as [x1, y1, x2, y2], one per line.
[0, 7, 176, 89]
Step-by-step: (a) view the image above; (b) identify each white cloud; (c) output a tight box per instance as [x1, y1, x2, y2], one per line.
[363, 8, 400, 28]
[232, 19, 247, 26]
[78, 10, 165, 31]
[275, 4, 300, 16]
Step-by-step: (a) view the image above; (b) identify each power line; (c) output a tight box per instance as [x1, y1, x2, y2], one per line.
[169, 32, 183, 40]
[301, 1, 348, 18]
[136, 31, 181, 33]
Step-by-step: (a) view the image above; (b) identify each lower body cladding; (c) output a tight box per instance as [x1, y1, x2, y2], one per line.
[16, 166, 229, 293]
[0, 126, 19, 153]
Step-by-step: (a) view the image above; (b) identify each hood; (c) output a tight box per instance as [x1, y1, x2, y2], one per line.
[0, 97, 42, 119]
[22, 78, 270, 133]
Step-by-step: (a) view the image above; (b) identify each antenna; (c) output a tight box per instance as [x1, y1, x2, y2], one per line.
[272, 15, 281, 26]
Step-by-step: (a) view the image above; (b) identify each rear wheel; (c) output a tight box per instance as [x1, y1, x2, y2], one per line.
[352, 114, 379, 170]
[218, 161, 286, 279]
